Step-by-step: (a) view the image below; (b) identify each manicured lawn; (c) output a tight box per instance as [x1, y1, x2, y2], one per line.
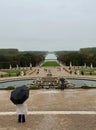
[3, 70, 21, 73]
[76, 68, 96, 75]
[0, 69, 25, 77]
[42, 61, 60, 67]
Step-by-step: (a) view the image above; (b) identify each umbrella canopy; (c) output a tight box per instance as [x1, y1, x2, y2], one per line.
[10, 85, 29, 105]
[60, 77, 65, 83]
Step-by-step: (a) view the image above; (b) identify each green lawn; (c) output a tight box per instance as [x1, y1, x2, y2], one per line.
[3, 70, 21, 73]
[76, 68, 96, 75]
[0, 69, 25, 77]
[42, 61, 60, 67]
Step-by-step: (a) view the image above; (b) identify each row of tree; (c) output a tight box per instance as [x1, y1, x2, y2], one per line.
[0, 53, 45, 69]
[57, 52, 96, 67]
[55, 47, 96, 56]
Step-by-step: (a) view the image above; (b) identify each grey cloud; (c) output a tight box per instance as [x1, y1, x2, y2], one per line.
[0, 0, 96, 51]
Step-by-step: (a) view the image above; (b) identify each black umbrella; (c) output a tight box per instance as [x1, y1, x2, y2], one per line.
[60, 77, 65, 83]
[10, 85, 29, 105]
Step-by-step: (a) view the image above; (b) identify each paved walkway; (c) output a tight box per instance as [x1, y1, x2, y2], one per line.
[0, 90, 96, 130]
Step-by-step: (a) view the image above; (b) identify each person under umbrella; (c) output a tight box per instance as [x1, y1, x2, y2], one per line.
[10, 85, 29, 123]
[16, 102, 28, 123]
[60, 77, 66, 90]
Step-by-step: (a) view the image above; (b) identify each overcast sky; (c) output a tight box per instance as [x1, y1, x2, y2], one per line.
[0, 0, 96, 51]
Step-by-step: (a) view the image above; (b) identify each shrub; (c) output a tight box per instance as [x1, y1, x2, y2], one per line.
[81, 86, 95, 89]
[0, 88, 5, 90]
[16, 71, 20, 76]
[8, 73, 11, 77]
[90, 71, 92, 75]
[0, 74, 3, 78]
[81, 71, 84, 75]
[5, 86, 14, 90]
[55, 86, 62, 89]
[30, 85, 39, 90]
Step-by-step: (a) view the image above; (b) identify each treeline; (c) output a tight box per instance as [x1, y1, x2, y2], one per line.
[22, 51, 48, 56]
[56, 47, 96, 56]
[0, 50, 46, 69]
[55, 50, 78, 56]
[57, 47, 96, 67]
[80, 47, 96, 54]
[57, 52, 96, 66]
[0, 49, 19, 55]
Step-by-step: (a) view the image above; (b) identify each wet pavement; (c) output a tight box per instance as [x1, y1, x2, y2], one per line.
[0, 89, 96, 130]
[28, 89, 96, 111]
[0, 114, 96, 130]
[1, 89, 96, 112]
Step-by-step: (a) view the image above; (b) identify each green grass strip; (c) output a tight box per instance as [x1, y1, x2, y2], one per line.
[42, 61, 60, 67]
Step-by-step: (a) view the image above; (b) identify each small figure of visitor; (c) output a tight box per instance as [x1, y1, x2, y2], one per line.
[61, 83, 66, 90]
